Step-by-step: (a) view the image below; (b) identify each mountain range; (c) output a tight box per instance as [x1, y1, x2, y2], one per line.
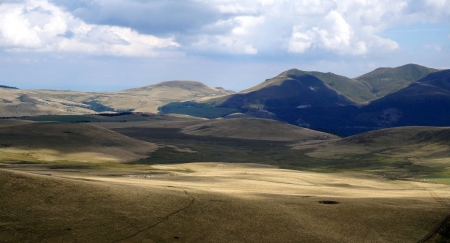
[1, 63, 448, 136]
[159, 64, 448, 136]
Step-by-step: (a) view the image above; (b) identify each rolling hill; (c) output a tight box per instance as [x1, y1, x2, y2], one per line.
[181, 118, 338, 141]
[0, 120, 158, 162]
[0, 81, 234, 117]
[300, 126, 450, 170]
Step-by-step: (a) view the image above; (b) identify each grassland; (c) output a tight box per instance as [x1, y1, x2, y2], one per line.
[2, 116, 450, 242]
[2, 163, 450, 243]
[0, 120, 157, 163]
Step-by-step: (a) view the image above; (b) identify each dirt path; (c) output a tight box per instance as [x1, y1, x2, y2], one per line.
[111, 186, 195, 243]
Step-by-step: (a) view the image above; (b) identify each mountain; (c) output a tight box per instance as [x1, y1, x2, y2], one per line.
[152, 65, 450, 136]
[214, 69, 355, 109]
[159, 69, 358, 120]
[0, 81, 233, 117]
[303, 71, 375, 103]
[354, 63, 438, 98]
[122, 80, 231, 97]
[355, 69, 450, 127]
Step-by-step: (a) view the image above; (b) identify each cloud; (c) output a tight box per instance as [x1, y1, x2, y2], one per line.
[2, 0, 450, 57]
[0, 0, 179, 57]
[50, 0, 223, 36]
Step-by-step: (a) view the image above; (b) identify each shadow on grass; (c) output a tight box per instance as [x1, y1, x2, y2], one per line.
[120, 127, 443, 176]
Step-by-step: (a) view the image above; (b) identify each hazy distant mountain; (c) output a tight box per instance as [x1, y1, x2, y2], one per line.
[354, 64, 438, 98]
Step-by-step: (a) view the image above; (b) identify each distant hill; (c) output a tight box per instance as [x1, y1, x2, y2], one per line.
[122, 80, 232, 97]
[0, 85, 18, 89]
[0, 81, 233, 117]
[182, 118, 338, 141]
[354, 64, 438, 98]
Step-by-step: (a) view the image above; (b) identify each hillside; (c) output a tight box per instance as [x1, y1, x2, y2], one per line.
[303, 71, 375, 103]
[356, 69, 450, 127]
[0, 121, 158, 162]
[354, 63, 438, 98]
[301, 126, 450, 166]
[0, 81, 233, 117]
[221, 69, 355, 108]
[181, 118, 338, 141]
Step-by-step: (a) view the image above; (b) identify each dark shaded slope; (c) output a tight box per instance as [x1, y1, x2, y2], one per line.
[357, 69, 450, 127]
[220, 69, 355, 109]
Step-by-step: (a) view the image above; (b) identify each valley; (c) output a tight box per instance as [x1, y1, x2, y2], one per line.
[2, 63, 450, 242]
[1, 113, 450, 242]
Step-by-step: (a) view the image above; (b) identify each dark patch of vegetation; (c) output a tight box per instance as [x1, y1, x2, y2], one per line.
[48, 164, 95, 170]
[159, 101, 240, 119]
[82, 101, 115, 112]
[24, 115, 101, 123]
[0, 85, 18, 89]
[319, 201, 339, 204]
[17, 94, 39, 103]
[97, 112, 134, 117]
[0, 99, 12, 103]
[61, 102, 90, 109]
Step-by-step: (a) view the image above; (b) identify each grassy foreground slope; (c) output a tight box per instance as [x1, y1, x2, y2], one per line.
[0, 121, 157, 162]
[2, 163, 449, 243]
[0, 169, 191, 243]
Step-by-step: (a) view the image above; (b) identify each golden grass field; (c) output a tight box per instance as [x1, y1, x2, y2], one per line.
[1, 117, 450, 242]
[2, 163, 450, 243]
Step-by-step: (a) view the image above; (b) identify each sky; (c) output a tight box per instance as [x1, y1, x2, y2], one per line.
[0, 0, 449, 92]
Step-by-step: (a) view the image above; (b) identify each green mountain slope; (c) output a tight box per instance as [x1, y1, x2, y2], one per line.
[304, 71, 375, 103]
[356, 69, 450, 127]
[354, 64, 438, 98]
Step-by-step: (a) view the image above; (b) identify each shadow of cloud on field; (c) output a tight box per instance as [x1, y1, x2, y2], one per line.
[0, 122, 158, 163]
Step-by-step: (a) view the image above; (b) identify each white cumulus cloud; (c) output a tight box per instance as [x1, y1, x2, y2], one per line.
[0, 0, 179, 57]
[2, 0, 450, 57]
